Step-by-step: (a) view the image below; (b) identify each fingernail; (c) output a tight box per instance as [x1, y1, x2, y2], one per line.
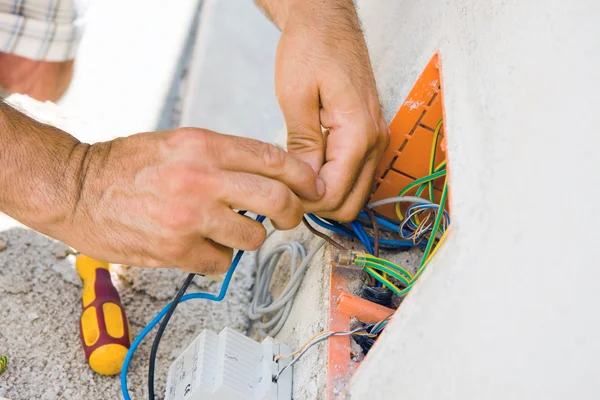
[317, 178, 326, 197]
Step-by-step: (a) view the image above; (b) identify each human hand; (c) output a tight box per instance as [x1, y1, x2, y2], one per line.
[62, 128, 323, 274]
[0, 52, 74, 102]
[272, 0, 389, 221]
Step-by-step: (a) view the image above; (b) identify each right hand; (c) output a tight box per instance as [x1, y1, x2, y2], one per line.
[62, 128, 324, 274]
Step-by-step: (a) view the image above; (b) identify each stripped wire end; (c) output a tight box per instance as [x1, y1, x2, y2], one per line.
[330, 250, 365, 268]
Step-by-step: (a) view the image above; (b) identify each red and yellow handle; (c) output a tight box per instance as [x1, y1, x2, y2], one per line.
[76, 255, 131, 376]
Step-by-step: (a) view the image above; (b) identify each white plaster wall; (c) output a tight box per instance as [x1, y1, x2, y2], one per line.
[351, 0, 600, 398]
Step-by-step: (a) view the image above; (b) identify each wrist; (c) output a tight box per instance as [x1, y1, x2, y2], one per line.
[0, 101, 88, 238]
[258, 0, 356, 30]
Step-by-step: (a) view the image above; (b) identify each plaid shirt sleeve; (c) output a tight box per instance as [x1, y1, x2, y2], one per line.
[0, 0, 88, 61]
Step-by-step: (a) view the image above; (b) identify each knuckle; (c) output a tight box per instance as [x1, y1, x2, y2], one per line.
[163, 164, 197, 195]
[244, 224, 267, 251]
[286, 125, 322, 152]
[261, 142, 286, 169]
[172, 127, 212, 154]
[265, 183, 291, 214]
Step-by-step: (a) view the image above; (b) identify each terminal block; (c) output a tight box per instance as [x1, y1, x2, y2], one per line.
[165, 328, 292, 400]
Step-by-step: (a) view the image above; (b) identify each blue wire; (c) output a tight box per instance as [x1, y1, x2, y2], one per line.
[350, 221, 373, 255]
[349, 220, 380, 286]
[120, 215, 265, 400]
[307, 214, 356, 238]
[357, 211, 400, 233]
[307, 214, 417, 249]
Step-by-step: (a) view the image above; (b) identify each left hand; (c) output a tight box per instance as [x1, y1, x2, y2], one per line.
[273, 0, 389, 221]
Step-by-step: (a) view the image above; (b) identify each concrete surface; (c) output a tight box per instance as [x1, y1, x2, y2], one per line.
[349, 0, 600, 399]
[263, 227, 330, 400]
[180, 0, 283, 143]
[0, 228, 255, 400]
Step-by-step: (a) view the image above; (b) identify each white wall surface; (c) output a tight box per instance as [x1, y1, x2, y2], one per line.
[180, 0, 283, 143]
[59, 0, 199, 143]
[351, 0, 600, 399]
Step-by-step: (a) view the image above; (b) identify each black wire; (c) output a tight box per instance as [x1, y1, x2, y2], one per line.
[361, 285, 393, 308]
[148, 273, 196, 400]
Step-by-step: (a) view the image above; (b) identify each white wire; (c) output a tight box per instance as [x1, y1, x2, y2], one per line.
[248, 233, 325, 337]
[367, 196, 432, 209]
[275, 327, 367, 380]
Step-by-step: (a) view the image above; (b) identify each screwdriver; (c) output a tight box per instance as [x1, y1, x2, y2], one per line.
[76, 255, 132, 375]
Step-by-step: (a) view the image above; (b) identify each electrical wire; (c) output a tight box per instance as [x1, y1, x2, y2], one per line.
[307, 214, 417, 249]
[367, 196, 431, 209]
[302, 217, 346, 250]
[364, 208, 380, 257]
[394, 168, 447, 220]
[148, 273, 195, 399]
[361, 285, 393, 307]
[275, 315, 392, 380]
[248, 239, 326, 337]
[274, 327, 373, 381]
[120, 214, 265, 400]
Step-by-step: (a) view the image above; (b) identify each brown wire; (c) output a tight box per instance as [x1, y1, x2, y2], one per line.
[364, 208, 380, 257]
[302, 217, 347, 250]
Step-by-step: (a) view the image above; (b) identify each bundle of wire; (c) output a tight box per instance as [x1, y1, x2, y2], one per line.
[248, 229, 325, 337]
[121, 120, 450, 398]
[120, 214, 265, 400]
[308, 119, 450, 296]
[273, 315, 391, 381]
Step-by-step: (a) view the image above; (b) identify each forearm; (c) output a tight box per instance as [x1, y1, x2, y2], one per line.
[254, 0, 357, 30]
[0, 101, 87, 236]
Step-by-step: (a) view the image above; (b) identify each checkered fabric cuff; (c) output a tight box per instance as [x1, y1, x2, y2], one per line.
[0, 0, 87, 61]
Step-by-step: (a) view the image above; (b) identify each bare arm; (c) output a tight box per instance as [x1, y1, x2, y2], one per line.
[0, 101, 87, 237]
[255, 0, 389, 221]
[0, 101, 322, 273]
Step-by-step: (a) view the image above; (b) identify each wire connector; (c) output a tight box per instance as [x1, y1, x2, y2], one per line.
[330, 251, 366, 268]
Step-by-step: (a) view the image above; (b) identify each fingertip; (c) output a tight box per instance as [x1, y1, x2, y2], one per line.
[317, 178, 326, 197]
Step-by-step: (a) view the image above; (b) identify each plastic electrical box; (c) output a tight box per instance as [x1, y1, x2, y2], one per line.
[370, 53, 449, 219]
[165, 328, 292, 400]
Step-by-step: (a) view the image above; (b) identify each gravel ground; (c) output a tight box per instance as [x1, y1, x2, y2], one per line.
[0, 227, 255, 400]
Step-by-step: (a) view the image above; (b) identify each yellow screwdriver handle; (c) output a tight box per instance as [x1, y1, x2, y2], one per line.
[76, 255, 131, 375]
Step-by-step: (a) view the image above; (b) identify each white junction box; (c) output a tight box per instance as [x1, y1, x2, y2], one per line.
[165, 328, 293, 400]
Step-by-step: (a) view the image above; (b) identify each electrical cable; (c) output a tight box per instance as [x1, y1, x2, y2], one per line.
[275, 315, 392, 380]
[307, 214, 417, 249]
[394, 169, 447, 220]
[361, 285, 393, 307]
[274, 326, 372, 381]
[367, 196, 432, 209]
[364, 208, 380, 257]
[120, 214, 265, 400]
[302, 217, 346, 250]
[148, 273, 195, 399]
[248, 239, 326, 337]
[350, 220, 374, 255]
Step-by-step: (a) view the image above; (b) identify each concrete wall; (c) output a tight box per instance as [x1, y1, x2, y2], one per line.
[350, 0, 600, 398]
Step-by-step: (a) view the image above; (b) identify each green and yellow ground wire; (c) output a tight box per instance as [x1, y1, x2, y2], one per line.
[365, 119, 449, 296]
[395, 164, 446, 220]
[0, 355, 7, 374]
[428, 119, 444, 202]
